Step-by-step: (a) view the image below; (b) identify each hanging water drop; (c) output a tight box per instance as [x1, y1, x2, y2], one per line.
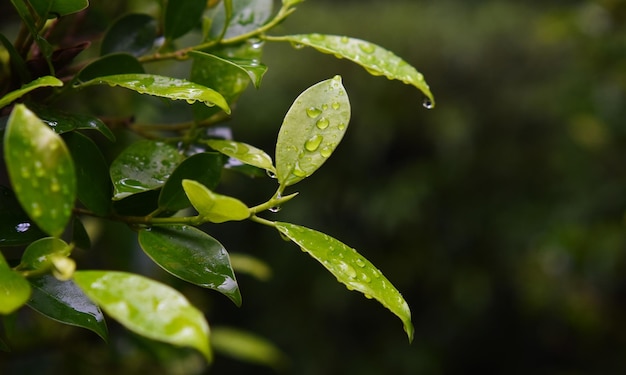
[305, 135, 323, 151]
[269, 206, 281, 213]
[306, 107, 322, 118]
[316, 117, 330, 130]
[422, 97, 433, 109]
[266, 169, 277, 179]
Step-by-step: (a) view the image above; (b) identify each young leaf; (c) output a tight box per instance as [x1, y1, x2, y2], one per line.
[29, 0, 89, 17]
[209, 0, 273, 39]
[138, 224, 241, 306]
[158, 152, 223, 212]
[0, 252, 31, 315]
[164, 0, 206, 40]
[19, 237, 70, 271]
[110, 140, 184, 201]
[211, 326, 287, 370]
[190, 51, 267, 90]
[32, 104, 115, 141]
[63, 132, 112, 215]
[205, 139, 275, 175]
[275, 75, 351, 187]
[101, 14, 158, 56]
[0, 185, 46, 246]
[0, 76, 63, 109]
[229, 253, 272, 281]
[73, 270, 211, 362]
[4, 104, 76, 237]
[27, 274, 108, 341]
[77, 74, 231, 114]
[275, 222, 414, 342]
[271, 34, 435, 106]
[182, 179, 249, 223]
[76, 53, 145, 84]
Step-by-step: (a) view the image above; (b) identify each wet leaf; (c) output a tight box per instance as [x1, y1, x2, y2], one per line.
[275, 75, 351, 187]
[209, 0, 273, 39]
[110, 140, 184, 201]
[182, 179, 249, 223]
[275, 222, 414, 342]
[29, 0, 89, 17]
[0, 186, 46, 246]
[77, 53, 145, 84]
[4, 104, 76, 237]
[0, 252, 31, 314]
[27, 274, 107, 341]
[190, 52, 267, 89]
[158, 152, 223, 212]
[0, 76, 63, 109]
[32, 104, 115, 141]
[19, 237, 70, 271]
[206, 139, 275, 175]
[101, 14, 158, 56]
[73, 270, 211, 362]
[138, 225, 241, 306]
[164, 0, 206, 40]
[63, 132, 112, 215]
[273, 34, 435, 106]
[212, 326, 287, 369]
[77, 74, 230, 114]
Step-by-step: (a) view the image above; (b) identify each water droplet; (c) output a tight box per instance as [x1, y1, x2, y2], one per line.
[422, 98, 433, 109]
[293, 163, 306, 177]
[364, 293, 373, 299]
[306, 107, 322, 118]
[332, 102, 340, 110]
[305, 135, 323, 151]
[316, 117, 330, 129]
[266, 170, 277, 179]
[358, 43, 376, 54]
[322, 104, 328, 110]
[355, 258, 366, 268]
[291, 42, 305, 49]
[269, 206, 281, 213]
[186, 99, 197, 104]
[249, 38, 264, 50]
[337, 260, 357, 279]
[15, 222, 30, 233]
[360, 273, 371, 283]
[340, 36, 350, 43]
[320, 146, 332, 158]
[311, 34, 325, 41]
[338, 123, 346, 130]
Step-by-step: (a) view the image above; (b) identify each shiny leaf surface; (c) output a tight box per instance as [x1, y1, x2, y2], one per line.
[273, 34, 435, 106]
[110, 140, 183, 200]
[206, 139, 275, 175]
[77, 53, 144, 84]
[138, 225, 241, 306]
[0, 76, 62, 109]
[190, 51, 267, 89]
[209, 0, 273, 39]
[275, 222, 414, 342]
[4, 105, 76, 237]
[29, 0, 88, 17]
[182, 179, 249, 223]
[77, 74, 230, 114]
[27, 274, 107, 341]
[32, 105, 115, 141]
[0, 252, 31, 314]
[20, 237, 70, 271]
[101, 14, 157, 56]
[275, 75, 350, 187]
[73, 271, 211, 361]
[164, 0, 206, 40]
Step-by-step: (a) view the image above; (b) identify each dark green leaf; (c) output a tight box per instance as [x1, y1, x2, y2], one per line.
[20, 237, 70, 271]
[158, 152, 223, 211]
[0, 33, 31, 84]
[27, 274, 107, 341]
[164, 0, 206, 40]
[32, 104, 115, 141]
[0, 76, 63, 109]
[0, 252, 31, 314]
[110, 140, 184, 201]
[63, 132, 112, 215]
[77, 74, 230, 114]
[206, 139, 274, 174]
[101, 14, 158, 56]
[4, 104, 76, 237]
[271, 34, 435, 106]
[138, 225, 241, 306]
[275, 222, 414, 342]
[73, 270, 212, 362]
[0, 186, 46, 246]
[212, 326, 287, 369]
[76, 53, 145, 83]
[9, 0, 54, 71]
[182, 179, 249, 223]
[275, 75, 351, 187]
[72, 217, 91, 250]
[29, 0, 89, 17]
[209, 0, 273, 39]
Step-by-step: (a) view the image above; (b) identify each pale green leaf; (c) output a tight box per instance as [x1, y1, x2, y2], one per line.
[229, 253, 272, 281]
[212, 326, 287, 370]
[0, 252, 31, 315]
[73, 270, 211, 362]
[20, 237, 70, 271]
[0, 76, 63, 109]
[275, 222, 414, 342]
[182, 180, 249, 223]
[275, 75, 350, 187]
[206, 139, 275, 175]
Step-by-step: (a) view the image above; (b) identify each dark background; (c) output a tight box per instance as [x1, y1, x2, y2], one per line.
[3, 0, 626, 374]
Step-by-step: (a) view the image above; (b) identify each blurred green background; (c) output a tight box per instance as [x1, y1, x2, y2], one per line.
[3, 0, 626, 374]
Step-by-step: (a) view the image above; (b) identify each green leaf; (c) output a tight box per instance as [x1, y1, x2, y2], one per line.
[4, 104, 76, 237]
[29, 0, 89, 17]
[138, 225, 241, 306]
[212, 326, 287, 370]
[229, 253, 272, 281]
[182, 179, 249, 223]
[0, 33, 31, 84]
[9, 0, 54, 71]
[71, 217, 91, 250]
[0, 252, 31, 315]
[282, 0, 304, 6]
[73, 270, 211, 362]
[0, 186, 46, 246]
[209, 0, 273, 39]
[0, 76, 63, 109]
[19, 237, 70, 271]
[272, 34, 435, 106]
[63, 132, 112, 215]
[101, 14, 158, 56]
[206, 139, 275, 175]
[275, 75, 351, 187]
[275, 222, 414, 342]
[76, 53, 145, 84]
[31, 104, 115, 141]
[110, 140, 184, 201]
[77, 74, 230, 114]
[158, 152, 223, 212]
[164, 0, 206, 40]
[27, 274, 108, 341]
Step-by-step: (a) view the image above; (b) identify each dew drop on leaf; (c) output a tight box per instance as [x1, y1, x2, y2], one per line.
[358, 43, 376, 54]
[315, 117, 330, 130]
[355, 258, 366, 268]
[304, 135, 323, 152]
[331, 102, 340, 110]
[422, 97, 433, 109]
[306, 107, 322, 118]
[269, 206, 281, 213]
[320, 146, 332, 158]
